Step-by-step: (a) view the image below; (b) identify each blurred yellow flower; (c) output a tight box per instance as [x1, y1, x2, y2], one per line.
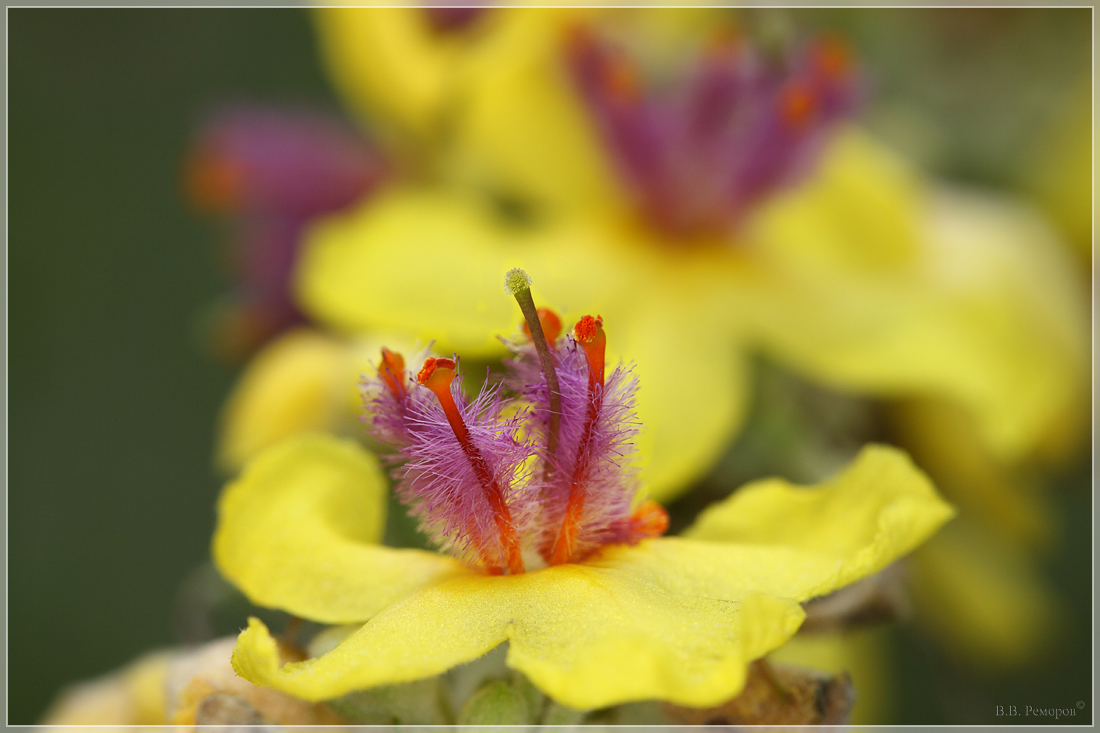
[209, 15, 1084, 704]
[41, 651, 171, 728]
[891, 398, 1064, 668]
[266, 7, 1087, 506]
[290, 150, 1087, 503]
[40, 637, 344, 727]
[216, 434, 952, 709]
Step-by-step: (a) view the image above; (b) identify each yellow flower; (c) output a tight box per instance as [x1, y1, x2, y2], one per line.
[40, 637, 344, 727]
[292, 158, 1087, 504]
[41, 650, 171, 728]
[765, 395, 1069, 720]
[281, 8, 1088, 506]
[216, 433, 951, 709]
[890, 398, 1064, 668]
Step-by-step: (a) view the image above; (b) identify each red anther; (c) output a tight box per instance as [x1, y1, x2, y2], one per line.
[704, 26, 741, 61]
[417, 357, 456, 388]
[564, 22, 597, 59]
[812, 36, 851, 80]
[184, 148, 244, 213]
[629, 501, 670, 540]
[604, 52, 642, 104]
[573, 314, 602, 342]
[379, 347, 407, 399]
[522, 307, 563, 344]
[418, 358, 467, 442]
[419, 355, 525, 576]
[573, 315, 606, 388]
[780, 83, 817, 129]
[566, 24, 640, 106]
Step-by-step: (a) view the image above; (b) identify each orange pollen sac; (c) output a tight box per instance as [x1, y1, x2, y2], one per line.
[604, 53, 642, 104]
[629, 501, 670, 540]
[813, 36, 851, 80]
[704, 26, 741, 61]
[573, 314, 603, 343]
[417, 357, 456, 389]
[379, 347, 407, 399]
[573, 315, 606, 387]
[780, 83, 817, 129]
[522, 307, 563, 344]
[184, 149, 244, 213]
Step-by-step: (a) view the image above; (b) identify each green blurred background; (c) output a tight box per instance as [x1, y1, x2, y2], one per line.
[9, 7, 1092, 724]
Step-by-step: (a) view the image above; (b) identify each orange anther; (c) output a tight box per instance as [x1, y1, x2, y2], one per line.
[417, 357, 456, 388]
[605, 53, 641, 103]
[573, 315, 603, 343]
[379, 347, 407, 399]
[522, 307, 563, 344]
[573, 315, 606, 388]
[184, 149, 244, 213]
[705, 26, 741, 61]
[813, 36, 851, 79]
[629, 500, 670, 540]
[780, 83, 816, 129]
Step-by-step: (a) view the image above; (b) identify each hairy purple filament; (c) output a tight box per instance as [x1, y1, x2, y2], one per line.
[364, 309, 665, 572]
[524, 335, 642, 564]
[365, 353, 534, 573]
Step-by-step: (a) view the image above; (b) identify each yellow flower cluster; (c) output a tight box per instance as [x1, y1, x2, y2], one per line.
[50, 8, 1088, 725]
[203, 10, 1088, 716]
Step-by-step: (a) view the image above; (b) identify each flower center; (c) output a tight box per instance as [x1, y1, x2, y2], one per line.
[362, 270, 668, 573]
[566, 24, 861, 239]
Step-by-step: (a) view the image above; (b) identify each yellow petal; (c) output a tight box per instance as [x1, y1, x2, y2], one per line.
[230, 443, 949, 708]
[232, 555, 804, 710]
[166, 636, 345, 726]
[889, 397, 1055, 548]
[751, 127, 924, 272]
[312, 6, 624, 214]
[746, 134, 1089, 461]
[623, 302, 750, 503]
[213, 433, 467, 624]
[216, 329, 348, 474]
[311, 7, 494, 145]
[450, 9, 626, 214]
[909, 520, 1060, 668]
[298, 188, 633, 352]
[685, 444, 954, 598]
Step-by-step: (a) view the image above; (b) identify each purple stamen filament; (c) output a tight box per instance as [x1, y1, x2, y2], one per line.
[418, 358, 525, 575]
